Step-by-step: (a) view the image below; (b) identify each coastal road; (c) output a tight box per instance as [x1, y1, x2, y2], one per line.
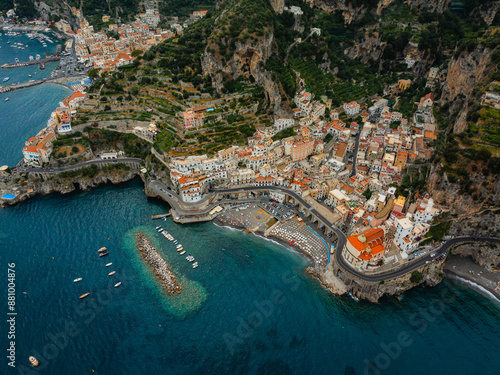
[210, 187, 500, 282]
[18, 158, 142, 174]
[335, 236, 500, 282]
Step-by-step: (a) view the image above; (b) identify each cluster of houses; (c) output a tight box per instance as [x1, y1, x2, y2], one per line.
[168, 81, 443, 269]
[55, 6, 208, 72]
[22, 89, 87, 166]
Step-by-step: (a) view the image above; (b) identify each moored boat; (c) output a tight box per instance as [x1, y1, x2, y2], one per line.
[114, 282, 121, 288]
[192, 262, 198, 269]
[79, 293, 90, 299]
[176, 247, 184, 251]
[99, 251, 109, 257]
[180, 250, 186, 255]
[29, 356, 39, 367]
[108, 271, 116, 276]
[73, 278, 82, 283]
[106, 262, 113, 267]
[98, 247, 107, 253]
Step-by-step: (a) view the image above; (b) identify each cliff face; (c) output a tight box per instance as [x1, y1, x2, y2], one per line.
[344, 30, 385, 62]
[0, 170, 139, 208]
[405, 0, 449, 13]
[441, 45, 493, 133]
[201, 30, 283, 114]
[351, 261, 445, 302]
[304, 0, 367, 23]
[451, 242, 500, 272]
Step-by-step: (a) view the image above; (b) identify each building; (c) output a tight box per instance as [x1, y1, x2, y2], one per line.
[345, 228, 386, 268]
[274, 118, 295, 131]
[343, 101, 360, 116]
[183, 110, 204, 129]
[291, 140, 314, 161]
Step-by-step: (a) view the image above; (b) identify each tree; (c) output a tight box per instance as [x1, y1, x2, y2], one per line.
[87, 68, 100, 80]
[362, 188, 372, 200]
[131, 49, 142, 57]
[71, 146, 79, 154]
[410, 271, 424, 284]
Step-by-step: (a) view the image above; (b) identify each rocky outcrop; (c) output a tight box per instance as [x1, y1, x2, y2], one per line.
[201, 32, 283, 114]
[405, 0, 449, 13]
[451, 242, 500, 272]
[0, 170, 139, 208]
[304, 0, 366, 23]
[339, 261, 445, 303]
[269, 0, 284, 14]
[344, 30, 385, 62]
[441, 45, 493, 133]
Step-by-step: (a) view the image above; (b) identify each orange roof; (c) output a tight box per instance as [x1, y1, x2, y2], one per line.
[69, 91, 85, 102]
[358, 253, 372, 260]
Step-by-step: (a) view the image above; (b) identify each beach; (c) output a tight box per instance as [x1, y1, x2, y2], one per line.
[444, 255, 500, 302]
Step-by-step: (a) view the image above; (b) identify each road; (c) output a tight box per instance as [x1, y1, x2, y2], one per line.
[16, 157, 142, 174]
[210, 186, 500, 282]
[335, 236, 500, 282]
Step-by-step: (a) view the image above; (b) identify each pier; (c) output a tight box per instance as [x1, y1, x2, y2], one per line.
[1, 56, 61, 69]
[0, 74, 86, 94]
[152, 213, 171, 220]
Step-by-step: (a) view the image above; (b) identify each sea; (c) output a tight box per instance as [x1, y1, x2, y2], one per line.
[0, 31, 70, 167]
[1, 32, 500, 375]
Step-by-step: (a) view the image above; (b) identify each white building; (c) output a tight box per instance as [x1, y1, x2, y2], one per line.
[343, 101, 360, 116]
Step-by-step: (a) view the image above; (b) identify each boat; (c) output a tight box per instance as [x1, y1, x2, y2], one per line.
[176, 247, 184, 252]
[28, 74, 31, 77]
[29, 356, 39, 367]
[114, 282, 121, 288]
[73, 278, 82, 283]
[108, 271, 116, 276]
[5, 98, 9, 102]
[176, 244, 182, 248]
[3, 77, 9, 82]
[79, 293, 90, 299]
[99, 251, 109, 257]
[106, 262, 113, 267]
[98, 247, 107, 253]
[156, 226, 162, 230]
[192, 262, 198, 269]
[180, 250, 186, 255]
[186, 255, 195, 262]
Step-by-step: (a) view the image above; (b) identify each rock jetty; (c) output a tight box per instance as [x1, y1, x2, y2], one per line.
[136, 233, 182, 295]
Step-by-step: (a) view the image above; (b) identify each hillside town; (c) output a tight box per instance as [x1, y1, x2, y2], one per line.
[53, 4, 208, 71]
[169, 77, 444, 271]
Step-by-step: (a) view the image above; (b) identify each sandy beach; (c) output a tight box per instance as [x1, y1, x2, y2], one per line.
[444, 255, 500, 302]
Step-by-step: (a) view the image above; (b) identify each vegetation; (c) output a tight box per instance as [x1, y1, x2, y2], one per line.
[410, 270, 424, 284]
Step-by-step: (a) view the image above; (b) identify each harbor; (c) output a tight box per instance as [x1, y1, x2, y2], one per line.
[136, 232, 182, 295]
[1, 55, 61, 68]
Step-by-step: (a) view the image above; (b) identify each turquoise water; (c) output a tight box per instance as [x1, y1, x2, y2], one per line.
[0, 178, 499, 374]
[0, 32, 70, 167]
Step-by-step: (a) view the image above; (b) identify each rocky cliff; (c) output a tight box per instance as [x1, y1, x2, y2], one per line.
[201, 18, 283, 114]
[441, 45, 494, 133]
[350, 261, 445, 303]
[451, 242, 500, 272]
[0, 170, 139, 208]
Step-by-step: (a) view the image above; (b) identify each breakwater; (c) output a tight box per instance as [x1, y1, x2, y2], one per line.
[135, 232, 181, 295]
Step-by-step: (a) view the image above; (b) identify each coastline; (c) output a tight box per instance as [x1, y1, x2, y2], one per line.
[444, 255, 500, 304]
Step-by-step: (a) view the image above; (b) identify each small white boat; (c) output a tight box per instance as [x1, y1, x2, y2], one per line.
[106, 262, 113, 267]
[108, 271, 116, 276]
[192, 262, 198, 269]
[114, 282, 121, 287]
[98, 247, 107, 253]
[179, 250, 186, 255]
[5, 98, 9, 101]
[73, 278, 82, 283]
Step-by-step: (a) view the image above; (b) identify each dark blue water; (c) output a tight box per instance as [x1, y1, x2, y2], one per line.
[1, 179, 499, 374]
[0, 32, 70, 167]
